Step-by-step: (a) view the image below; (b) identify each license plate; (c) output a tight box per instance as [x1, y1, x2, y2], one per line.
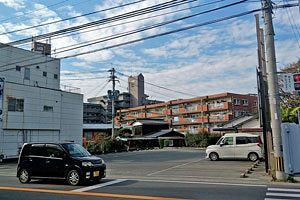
[93, 171, 99, 177]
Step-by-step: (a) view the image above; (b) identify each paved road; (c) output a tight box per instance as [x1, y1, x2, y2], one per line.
[0, 149, 299, 200]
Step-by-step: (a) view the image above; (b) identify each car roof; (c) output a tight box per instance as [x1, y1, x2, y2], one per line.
[223, 133, 258, 137]
[24, 142, 75, 146]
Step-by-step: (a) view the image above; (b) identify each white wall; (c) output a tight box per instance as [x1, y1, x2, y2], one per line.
[2, 82, 61, 130]
[0, 45, 60, 90]
[60, 91, 83, 144]
[0, 44, 83, 159]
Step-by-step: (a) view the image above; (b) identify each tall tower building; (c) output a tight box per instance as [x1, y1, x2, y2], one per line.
[128, 73, 145, 107]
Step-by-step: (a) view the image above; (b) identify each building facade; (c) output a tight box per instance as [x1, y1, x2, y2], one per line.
[0, 43, 83, 159]
[128, 73, 147, 107]
[116, 93, 258, 134]
[83, 103, 106, 124]
[87, 92, 131, 123]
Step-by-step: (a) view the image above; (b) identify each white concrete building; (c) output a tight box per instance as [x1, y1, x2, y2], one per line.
[0, 43, 83, 159]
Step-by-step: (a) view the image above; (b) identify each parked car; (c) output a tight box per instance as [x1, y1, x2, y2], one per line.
[17, 142, 106, 185]
[206, 133, 263, 161]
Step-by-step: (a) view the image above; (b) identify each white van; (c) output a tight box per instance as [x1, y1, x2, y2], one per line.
[206, 133, 263, 161]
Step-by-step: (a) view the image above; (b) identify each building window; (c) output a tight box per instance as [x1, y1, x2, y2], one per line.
[242, 99, 248, 105]
[24, 68, 30, 80]
[43, 105, 53, 112]
[43, 72, 47, 77]
[16, 65, 21, 71]
[233, 98, 240, 105]
[8, 97, 24, 112]
[54, 74, 58, 79]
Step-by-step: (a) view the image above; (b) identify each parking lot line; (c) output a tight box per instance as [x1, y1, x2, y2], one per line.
[147, 158, 205, 176]
[72, 179, 128, 192]
[0, 186, 190, 200]
[132, 178, 267, 188]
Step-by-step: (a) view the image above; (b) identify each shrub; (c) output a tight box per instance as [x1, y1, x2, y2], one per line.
[87, 134, 126, 154]
[185, 132, 221, 147]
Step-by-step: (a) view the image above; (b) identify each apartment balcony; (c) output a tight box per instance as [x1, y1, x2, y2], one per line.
[148, 113, 164, 118]
[162, 109, 171, 115]
[209, 114, 233, 122]
[196, 105, 209, 112]
[208, 102, 232, 111]
[173, 116, 209, 125]
[138, 113, 146, 118]
[197, 128, 209, 132]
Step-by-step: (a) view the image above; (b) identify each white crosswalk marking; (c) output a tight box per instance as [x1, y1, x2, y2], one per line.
[265, 187, 300, 200]
[0, 165, 17, 177]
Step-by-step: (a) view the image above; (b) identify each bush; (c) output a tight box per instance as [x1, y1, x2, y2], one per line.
[87, 134, 126, 154]
[185, 132, 221, 147]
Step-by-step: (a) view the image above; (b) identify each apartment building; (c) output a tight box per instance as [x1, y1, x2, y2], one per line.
[0, 43, 83, 159]
[116, 93, 257, 134]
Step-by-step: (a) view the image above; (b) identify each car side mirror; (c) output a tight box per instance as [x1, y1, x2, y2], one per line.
[220, 143, 224, 147]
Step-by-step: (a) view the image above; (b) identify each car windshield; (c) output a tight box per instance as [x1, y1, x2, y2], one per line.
[216, 137, 224, 145]
[62, 143, 91, 157]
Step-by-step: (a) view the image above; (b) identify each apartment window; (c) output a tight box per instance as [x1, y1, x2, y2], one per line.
[43, 105, 53, 112]
[8, 97, 24, 112]
[43, 71, 47, 77]
[24, 68, 30, 80]
[16, 65, 21, 71]
[233, 98, 240, 105]
[242, 99, 248, 105]
[54, 74, 58, 79]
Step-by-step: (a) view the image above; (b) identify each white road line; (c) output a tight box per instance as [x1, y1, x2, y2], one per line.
[72, 179, 127, 192]
[147, 158, 205, 176]
[132, 178, 267, 188]
[268, 188, 300, 192]
[266, 192, 300, 198]
[151, 174, 260, 181]
[264, 198, 290, 200]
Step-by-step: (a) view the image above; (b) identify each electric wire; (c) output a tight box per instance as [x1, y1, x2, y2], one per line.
[5, 0, 196, 45]
[0, 0, 146, 36]
[0, 3, 297, 74]
[117, 71, 198, 97]
[0, 0, 243, 69]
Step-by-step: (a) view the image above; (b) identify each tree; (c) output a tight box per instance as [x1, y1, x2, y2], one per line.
[280, 60, 300, 123]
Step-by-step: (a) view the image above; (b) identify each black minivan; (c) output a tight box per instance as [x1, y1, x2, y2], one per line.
[17, 142, 106, 186]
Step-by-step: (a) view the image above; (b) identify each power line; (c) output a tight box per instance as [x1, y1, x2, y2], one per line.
[0, 0, 71, 23]
[0, 4, 297, 73]
[282, 0, 300, 49]
[5, 0, 196, 45]
[0, 0, 240, 69]
[53, 0, 226, 51]
[118, 78, 178, 99]
[0, 0, 146, 36]
[53, 0, 246, 54]
[117, 71, 198, 97]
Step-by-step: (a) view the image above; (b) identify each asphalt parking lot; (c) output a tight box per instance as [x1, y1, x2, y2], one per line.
[0, 148, 299, 200]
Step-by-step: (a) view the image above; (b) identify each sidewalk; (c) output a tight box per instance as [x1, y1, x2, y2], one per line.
[244, 161, 300, 186]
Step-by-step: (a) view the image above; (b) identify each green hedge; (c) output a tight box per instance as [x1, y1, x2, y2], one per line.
[87, 137, 126, 154]
[185, 132, 221, 147]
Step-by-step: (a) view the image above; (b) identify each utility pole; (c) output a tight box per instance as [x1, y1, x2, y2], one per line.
[262, 0, 285, 180]
[108, 68, 117, 139]
[255, 14, 269, 174]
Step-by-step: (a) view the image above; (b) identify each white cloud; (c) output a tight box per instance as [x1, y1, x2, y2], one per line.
[0, 0, 25, 9]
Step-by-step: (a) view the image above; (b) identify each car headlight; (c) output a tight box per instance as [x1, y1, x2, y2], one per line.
[82, 161, 93, 167]
[100, 159, 105, 164]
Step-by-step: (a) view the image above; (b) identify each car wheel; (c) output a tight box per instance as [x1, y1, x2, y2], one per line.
[19, 169, 31, 183]
[67, 170, 81, 186]
[248, 152, 258, 162]
[209, 152, 219, 161]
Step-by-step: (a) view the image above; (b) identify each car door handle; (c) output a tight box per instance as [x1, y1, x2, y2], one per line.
[46, 160, 50, 163]
[29, 158, 32, 162]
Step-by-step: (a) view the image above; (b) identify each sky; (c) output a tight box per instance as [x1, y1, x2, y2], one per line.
[0, 0, 299, 102]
